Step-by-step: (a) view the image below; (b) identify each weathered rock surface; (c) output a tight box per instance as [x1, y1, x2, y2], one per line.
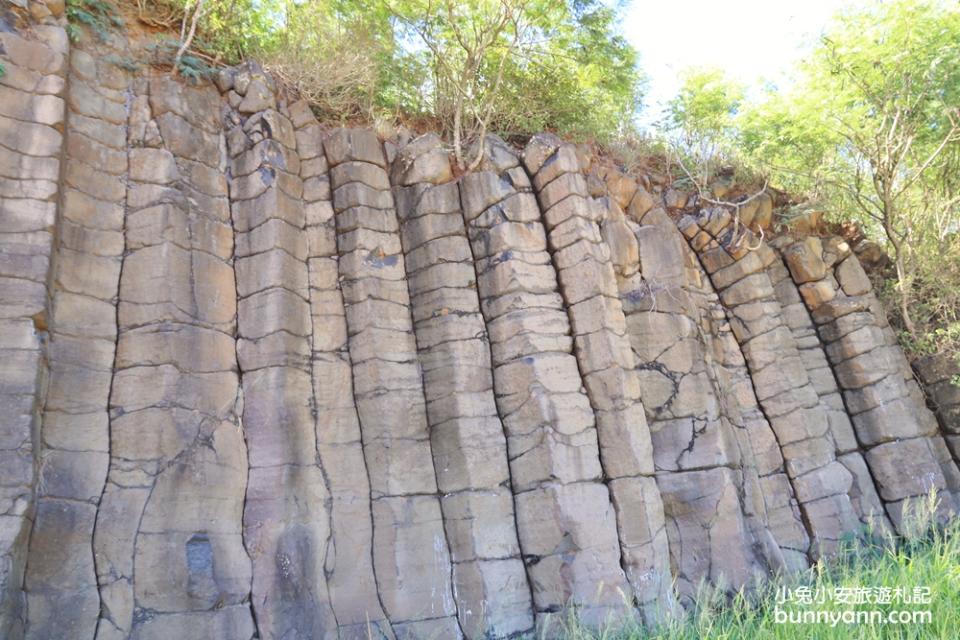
[0, 11, 68, 637]
[625, 203, 797, 596]
[460, 136, 631, 631]
[0, 16, 957, 638]
[524, 137, 673, 622]
[393, 134, 533, 638]
[773, 234, 959, 530]
[915, 353, 960, 465]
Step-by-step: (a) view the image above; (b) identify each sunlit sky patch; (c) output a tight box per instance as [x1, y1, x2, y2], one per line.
[620, 0, 856, 126]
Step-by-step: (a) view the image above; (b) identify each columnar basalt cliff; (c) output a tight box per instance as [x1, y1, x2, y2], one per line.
[1, 8, 958, 639]
[914, 353, 960, 462]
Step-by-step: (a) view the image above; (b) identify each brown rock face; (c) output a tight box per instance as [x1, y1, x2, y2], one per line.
[1, 20, 957, 639]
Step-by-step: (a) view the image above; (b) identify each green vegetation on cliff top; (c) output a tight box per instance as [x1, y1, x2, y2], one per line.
[81, 0, 960, 361]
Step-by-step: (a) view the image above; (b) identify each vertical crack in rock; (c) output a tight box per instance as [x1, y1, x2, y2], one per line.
[287, 100, 394, 639]
[635, 199, 811, 574]
[605, 183, 780, 601]
[89, 72, 255, 639]
[21, 28, 127, 640]
[777, 234, 960, 530]
[0, 13, 70, 639]
[225, 87, 261, 640]
[459, 135, 631, 632]
[235, 345, 258, 637]
[764, 241, 891, 537]
[326, 127, 461, 638]
[391, 133, 534, 638]
[221, 67, 337, 639]
[677, 209, 864, 560]
[91, 46, 133, 640]
[522, 135, 676, 624]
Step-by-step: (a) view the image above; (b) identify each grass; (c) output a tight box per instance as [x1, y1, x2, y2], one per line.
[547, 491, 960, 639]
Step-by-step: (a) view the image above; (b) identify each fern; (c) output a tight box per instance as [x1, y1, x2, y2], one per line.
[65, 0, 124, 42]
[176, 54, 214, 81]
[146, 37, 215, 82]
[102, 54, 140, 73]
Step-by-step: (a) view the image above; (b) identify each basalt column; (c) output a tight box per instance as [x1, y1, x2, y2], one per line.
[875, 306, 960, 505]
[392, 134, 534, 638]
[914, 353, 960, 464]
[459, 135, 631, 629]
[326, 128, 460, 638]
[612, 199, 782, 599]
[21, 32, 126, 639]
[224, 73, 337, 639]
[678, 210, 863, 558]
[0, 12, 67, 638]
[93, 74, 254, 639]
[780, 235, 960, 529]
[626, 193, 811, 574]
[766, 236, 889, 533]
[522, 136, 674, 622]
[288, 101, 393, 638]
[695, 270, 811, 572]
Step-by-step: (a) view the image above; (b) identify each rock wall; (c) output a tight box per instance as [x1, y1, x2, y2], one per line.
[1, 9, 958, 638]
[772, 233, 960, 528]
[0, 7, 69, 638]
[914, 353, 960, 461]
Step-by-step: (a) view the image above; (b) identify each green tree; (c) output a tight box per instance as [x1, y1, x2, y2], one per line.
[490, 0, 644, 142]
[812, 0, 960, 335]
[143, 0, 643, 153]
[664, 67, 745, 182]
[736, 0, 960, 342]
[256, 1, 397, 119]
[389, 0, 642, 168]
[737, 91, 839, 198]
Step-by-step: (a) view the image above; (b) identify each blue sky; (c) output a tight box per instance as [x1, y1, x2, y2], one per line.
[621, 0, 854, 125]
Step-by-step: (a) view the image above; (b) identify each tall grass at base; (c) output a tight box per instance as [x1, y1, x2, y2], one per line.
[548, 491, 960, 639]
